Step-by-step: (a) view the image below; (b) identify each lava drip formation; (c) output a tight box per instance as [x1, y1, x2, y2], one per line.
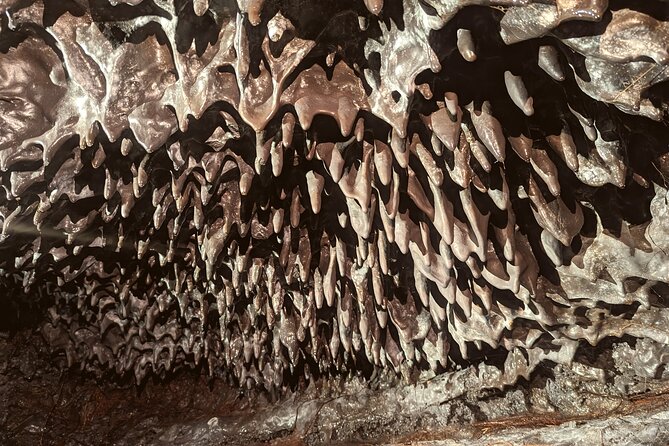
[0, 0, 669, 392]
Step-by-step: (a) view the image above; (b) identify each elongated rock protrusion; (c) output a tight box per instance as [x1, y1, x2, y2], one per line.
[467, 102, 506, 163]
[363, 0, 383, 15]
[538, 45, 565, 81]
[457, 29, 477, 62]
[306, 171, 325, 214]
[270, 141, 284, 176]
[504, 71, 534, 116]
[193, 0, 209, 16]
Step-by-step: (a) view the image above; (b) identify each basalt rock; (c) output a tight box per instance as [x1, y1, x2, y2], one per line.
[1, 0, 669, 395]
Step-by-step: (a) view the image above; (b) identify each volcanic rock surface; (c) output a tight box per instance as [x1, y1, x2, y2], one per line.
[1, 0, 669, 410]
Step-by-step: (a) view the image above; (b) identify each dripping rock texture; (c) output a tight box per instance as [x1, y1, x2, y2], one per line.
[2, 0, 669, 441]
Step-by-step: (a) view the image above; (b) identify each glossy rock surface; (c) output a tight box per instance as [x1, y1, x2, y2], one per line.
[1, 0, 669, 424]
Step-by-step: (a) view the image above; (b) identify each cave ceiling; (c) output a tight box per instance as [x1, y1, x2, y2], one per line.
[1, 0, 669, 396]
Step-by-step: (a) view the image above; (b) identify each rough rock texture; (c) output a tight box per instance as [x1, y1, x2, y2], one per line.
[4, 332, 669, 445]
[2, 0, 669, 412]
